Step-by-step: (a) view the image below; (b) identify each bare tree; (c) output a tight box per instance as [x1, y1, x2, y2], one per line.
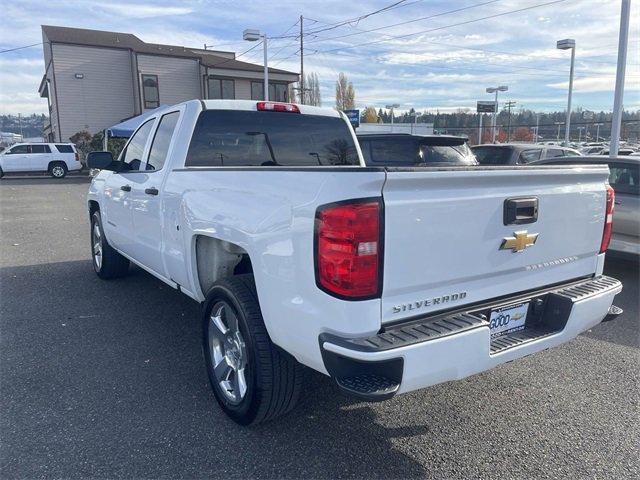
[335, 72, 355, 111]
[305, 72, 322, 106]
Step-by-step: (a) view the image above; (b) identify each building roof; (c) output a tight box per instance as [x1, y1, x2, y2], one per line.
[42, 25, 297, 76]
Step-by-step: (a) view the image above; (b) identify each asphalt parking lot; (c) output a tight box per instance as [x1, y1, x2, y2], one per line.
[1, 176, 638, 479]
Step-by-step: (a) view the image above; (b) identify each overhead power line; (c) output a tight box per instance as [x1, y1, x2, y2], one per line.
[271, 0, 412, 39]
[0, 42, 43, 54]
[311, 0, 569, 55]
[306, 0, 501, 44]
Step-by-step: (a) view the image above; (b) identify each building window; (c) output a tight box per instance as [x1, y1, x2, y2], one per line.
[251, 81, 288, 102]
[208, 78, 235, 99]
[142, 74, 159, 109]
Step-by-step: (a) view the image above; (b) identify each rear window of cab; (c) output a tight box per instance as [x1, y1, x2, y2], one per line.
[185, 110, 359, 167]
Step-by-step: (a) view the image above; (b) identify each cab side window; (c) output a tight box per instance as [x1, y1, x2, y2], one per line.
[8, 145, 30, 154]
[146, 112, 180, 171]
[518, 149, 542, 164]
[118, 119, 155, 172]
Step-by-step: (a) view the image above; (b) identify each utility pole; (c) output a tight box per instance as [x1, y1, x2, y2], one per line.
[505, 101, 516, 142]
[299, 15, 304, 104]
[610, 0, 630, 157]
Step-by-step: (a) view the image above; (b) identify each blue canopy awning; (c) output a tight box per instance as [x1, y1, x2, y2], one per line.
[106, 106, 166, 138]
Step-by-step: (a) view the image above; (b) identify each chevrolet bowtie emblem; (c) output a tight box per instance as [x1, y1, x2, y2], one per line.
[500, 230, 539, 253]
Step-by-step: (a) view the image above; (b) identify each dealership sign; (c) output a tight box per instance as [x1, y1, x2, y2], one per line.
[343, 109, 360, 128]
[477, 101, 497, 113]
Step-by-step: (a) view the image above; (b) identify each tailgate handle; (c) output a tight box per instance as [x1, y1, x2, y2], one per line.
[504, 197, 538, 225]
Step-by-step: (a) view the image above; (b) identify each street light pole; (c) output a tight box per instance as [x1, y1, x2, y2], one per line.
[610, 0, 631, 157]
[557, 39, 576, 146]
[486, 86, 508, 143]
[244, 29, 269, 101]
[386, 104, 400, 125]
[594, 122, 603, 141]
[555, 121, 564, 142]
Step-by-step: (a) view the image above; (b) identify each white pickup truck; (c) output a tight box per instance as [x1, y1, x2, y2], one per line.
[87, 100, 622, 425]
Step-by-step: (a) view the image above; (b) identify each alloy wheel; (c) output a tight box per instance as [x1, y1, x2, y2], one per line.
[208, 301, 248, 405]
[92, 223, 102, 269]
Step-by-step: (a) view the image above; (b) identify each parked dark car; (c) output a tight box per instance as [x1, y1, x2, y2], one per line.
[471, 143, 581, 165]
[357, 134, 477, 167]
[531, 155, 639, 258]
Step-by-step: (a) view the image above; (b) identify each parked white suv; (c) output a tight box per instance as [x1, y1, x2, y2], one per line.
[0, 143, 81, 178]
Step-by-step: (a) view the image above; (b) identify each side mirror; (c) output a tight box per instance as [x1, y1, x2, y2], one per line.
[86, 151, 115, 170]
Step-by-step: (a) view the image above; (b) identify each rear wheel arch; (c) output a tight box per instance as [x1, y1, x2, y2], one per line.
[193, 234, 252, 299]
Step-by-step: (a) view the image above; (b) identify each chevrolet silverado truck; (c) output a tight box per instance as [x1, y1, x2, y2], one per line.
[87, 100, 622, 425]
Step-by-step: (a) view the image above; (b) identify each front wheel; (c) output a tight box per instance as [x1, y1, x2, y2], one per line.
[90, 211, 129, 279]
[202, 274, 305, 425]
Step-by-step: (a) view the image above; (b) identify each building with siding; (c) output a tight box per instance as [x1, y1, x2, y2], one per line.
[38, 25, 299, 142]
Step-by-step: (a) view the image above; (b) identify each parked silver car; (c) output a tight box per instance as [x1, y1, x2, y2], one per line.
[472, 143, 581, 165]
[531, 155, 639, 258]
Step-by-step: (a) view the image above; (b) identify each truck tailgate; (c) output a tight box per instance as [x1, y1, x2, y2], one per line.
[381, 166, 609, 323]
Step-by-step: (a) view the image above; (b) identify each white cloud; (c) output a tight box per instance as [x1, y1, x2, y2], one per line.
[92, 3, 194, 19]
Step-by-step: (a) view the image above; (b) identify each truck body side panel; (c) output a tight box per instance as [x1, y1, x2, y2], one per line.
[162, 169, 387, 372]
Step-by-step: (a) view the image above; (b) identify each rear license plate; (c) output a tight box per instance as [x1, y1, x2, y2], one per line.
[489, 302, 529, 338]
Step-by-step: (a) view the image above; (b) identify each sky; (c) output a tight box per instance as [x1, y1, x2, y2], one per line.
[0, 0, 638, 116]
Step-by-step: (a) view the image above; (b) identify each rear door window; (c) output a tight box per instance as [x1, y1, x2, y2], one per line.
[358, 139, 372, 164]
[546, 148, 565, 158]
[518, 149, 543, 164]
[146, 111, 180, 171]
[30, 144, 51, 154]
[609, 163, 639, 195]
[55, 144, 74, 153]
[369, 138, 417, 166]
[186, 110, 359, 167]
[419, 143, 476, 165]
[472, 146, 513, 165]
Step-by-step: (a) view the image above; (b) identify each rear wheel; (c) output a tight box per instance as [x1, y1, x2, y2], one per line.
[90, 211, 129, 279]
[202, 274, 305, 425]
[49, 162, 67, 178]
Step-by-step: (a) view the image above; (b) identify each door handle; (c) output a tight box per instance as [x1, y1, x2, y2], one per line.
[120, 185, 131, 192]
[503, 197, 538, 225]
[145, 187, 159, 196]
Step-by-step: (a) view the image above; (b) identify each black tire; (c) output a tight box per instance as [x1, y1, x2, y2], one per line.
[0, 167, 3, 178]
[202, 274, 305, 425]
[90, 210, 129, 279]
[49, 162, 67, 178]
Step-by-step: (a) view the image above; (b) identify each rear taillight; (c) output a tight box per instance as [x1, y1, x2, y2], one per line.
[315, 199, 382, 299]
[600, 184, 615, 253]
[256, 101, 300, 113]
[75, 152, 79, 162]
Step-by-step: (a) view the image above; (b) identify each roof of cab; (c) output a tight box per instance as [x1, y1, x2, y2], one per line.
[201, 100, 342, 117]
